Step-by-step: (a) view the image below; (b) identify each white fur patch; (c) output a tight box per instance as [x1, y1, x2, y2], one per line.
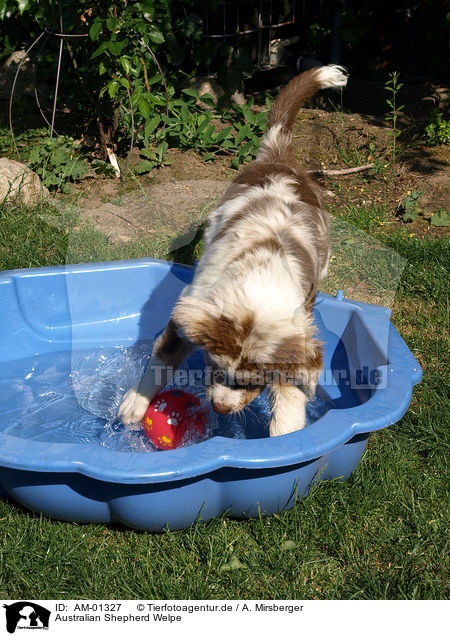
[188, 174, 322, 322]
[257, 123, 292, 161]
[118, 385, 151, 424]
[269, 384, 308, 436]
[314, 64, 348, 90]
[210, 384, 243, 412]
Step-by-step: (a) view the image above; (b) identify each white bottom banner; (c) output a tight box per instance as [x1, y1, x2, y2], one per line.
[1, 599, 446, 635]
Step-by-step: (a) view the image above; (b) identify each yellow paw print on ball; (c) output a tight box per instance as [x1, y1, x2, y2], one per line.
[144, 417, 153, 429]
[157, 435, 173, 448]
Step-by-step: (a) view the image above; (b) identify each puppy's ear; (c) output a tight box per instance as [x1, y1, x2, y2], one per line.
[172, 296, 220, 345]
[273, 333, 323, 369]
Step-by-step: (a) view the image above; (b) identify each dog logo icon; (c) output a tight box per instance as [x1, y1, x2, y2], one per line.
[3, 602, 50, 634]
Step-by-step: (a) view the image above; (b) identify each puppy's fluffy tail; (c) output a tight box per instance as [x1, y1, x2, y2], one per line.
[258, 65, 348, 162]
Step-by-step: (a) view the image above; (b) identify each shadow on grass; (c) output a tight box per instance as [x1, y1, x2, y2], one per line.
[168, 222, 206, 266]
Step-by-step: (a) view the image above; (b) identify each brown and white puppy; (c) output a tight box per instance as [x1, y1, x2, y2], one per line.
[119, 65, 348, 436]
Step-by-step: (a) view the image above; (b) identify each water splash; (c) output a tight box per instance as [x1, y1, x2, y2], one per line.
[0, 346, 328, 452]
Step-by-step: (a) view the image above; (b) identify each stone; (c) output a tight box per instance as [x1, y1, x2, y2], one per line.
[0, 158, 49, 205]
[0, 50, 35, 100]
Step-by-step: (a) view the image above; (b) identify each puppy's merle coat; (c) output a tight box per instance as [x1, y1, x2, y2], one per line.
[119, 65, 347, 436]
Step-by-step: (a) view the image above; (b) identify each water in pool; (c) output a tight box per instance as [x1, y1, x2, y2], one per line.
[0, 346, 329, 451]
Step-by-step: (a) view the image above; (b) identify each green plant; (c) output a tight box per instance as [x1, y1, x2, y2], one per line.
[430, 208, 450, 227]
[134, 91, 269, 174]
[385, 71, 404, 165]
[28, 136, 88, 193]
[372, 158, 387, 175]
[83, 0, 259, 159]
[0, 127, 49, 159]
[1, 2, 270, 175]
[396, 191, 423, 223]
[425, 109, 450, 146]
[218, 97, 269, 169]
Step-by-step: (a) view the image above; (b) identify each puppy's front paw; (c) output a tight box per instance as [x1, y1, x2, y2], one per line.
[118, 386, 150, 424]
[269, 384, 308, 437]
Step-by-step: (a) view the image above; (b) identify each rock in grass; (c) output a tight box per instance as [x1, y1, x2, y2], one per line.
[0, 158, 49, 205]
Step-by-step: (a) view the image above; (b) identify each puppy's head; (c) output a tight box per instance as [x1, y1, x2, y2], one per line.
[172, 296, 322, 415]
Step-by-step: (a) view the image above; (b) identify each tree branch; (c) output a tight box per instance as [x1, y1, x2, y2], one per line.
[307, 162, 375, 176]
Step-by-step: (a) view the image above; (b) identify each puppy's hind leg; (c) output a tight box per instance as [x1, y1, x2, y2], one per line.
[269, 380, 308, 437]
[118, 320, 196, 424]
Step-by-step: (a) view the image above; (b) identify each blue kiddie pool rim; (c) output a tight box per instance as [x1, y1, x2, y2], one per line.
[0, 259, 422, 485]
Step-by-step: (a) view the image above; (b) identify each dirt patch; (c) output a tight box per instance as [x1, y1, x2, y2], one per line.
[72, 178, 228, 243]
[292, 108, 390, 170]
[66, 106, 448, 241]
[152, 148, 234, 184]
[290, 108, 449, 237]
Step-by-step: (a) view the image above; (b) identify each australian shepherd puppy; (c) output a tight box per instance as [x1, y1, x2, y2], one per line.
[119, 65, 348, 436]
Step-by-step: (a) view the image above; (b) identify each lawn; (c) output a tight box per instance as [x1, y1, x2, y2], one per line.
[0, 196, 448, 600]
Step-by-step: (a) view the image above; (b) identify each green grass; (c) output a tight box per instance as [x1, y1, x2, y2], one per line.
[0, 198, 197, 270]
[0, 200, 68, 270]
[321, 205, 407, 306]
[0, 199, 448, 599]
[0, 125, 49, 162]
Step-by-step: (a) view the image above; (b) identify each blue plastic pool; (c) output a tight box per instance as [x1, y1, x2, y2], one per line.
[0, 259, 421, 531]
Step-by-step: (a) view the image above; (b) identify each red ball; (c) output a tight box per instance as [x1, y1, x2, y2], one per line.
[142, 390, 207, 450]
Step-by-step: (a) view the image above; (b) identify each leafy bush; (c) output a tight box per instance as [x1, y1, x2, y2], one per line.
[135, 91, 269, 173]
[425, 109, 450, 146]
[87, 1, 261, 169]
[28, 136, 88, 193]
[1, 1, 264, 174]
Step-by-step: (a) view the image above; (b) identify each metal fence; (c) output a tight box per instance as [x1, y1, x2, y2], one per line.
[201, 0, 307, 70]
